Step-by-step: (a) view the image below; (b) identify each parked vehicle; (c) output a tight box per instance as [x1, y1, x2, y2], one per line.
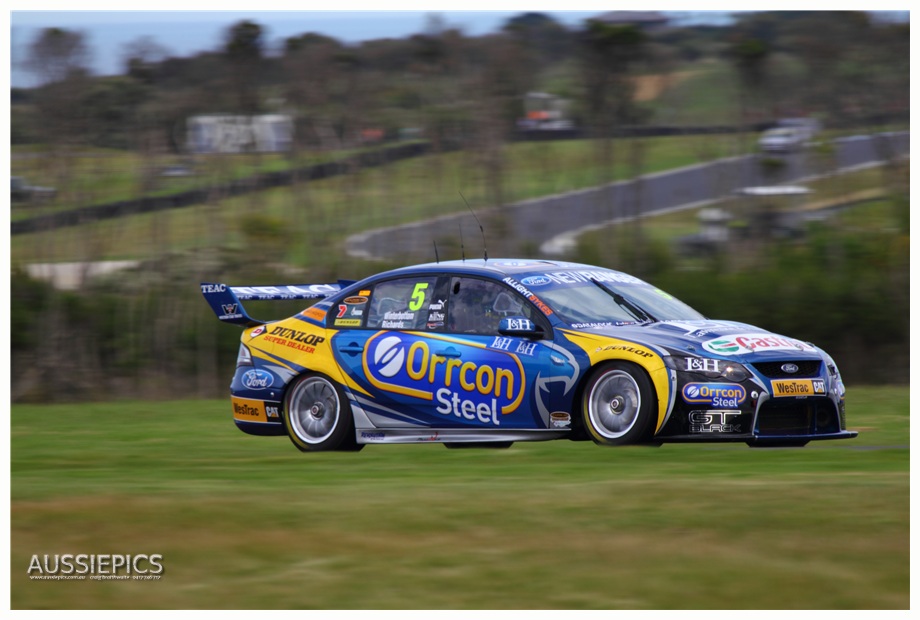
[759, 128, 808, 153]
[777, 117, 821, 140]
[11, 176, 56, 203]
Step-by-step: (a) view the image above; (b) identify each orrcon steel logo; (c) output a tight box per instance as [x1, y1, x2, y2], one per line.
[702, 333, 816, 356]
[682, 383, 747, 408]
[362, 332, 526, 425]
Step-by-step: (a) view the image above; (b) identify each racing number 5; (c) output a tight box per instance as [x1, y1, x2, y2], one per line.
[408, 282, 429, 311]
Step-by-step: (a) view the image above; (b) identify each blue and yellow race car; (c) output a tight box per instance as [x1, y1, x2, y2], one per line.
[202, 259, 856, 451]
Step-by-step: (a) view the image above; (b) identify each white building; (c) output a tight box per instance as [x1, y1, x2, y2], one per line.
[187, 115, 293, 154]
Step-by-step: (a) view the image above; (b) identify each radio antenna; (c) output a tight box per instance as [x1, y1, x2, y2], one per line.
[459, 191, 488, 261]
[458, 223, 465, 262]
[433, 240, 440, 263]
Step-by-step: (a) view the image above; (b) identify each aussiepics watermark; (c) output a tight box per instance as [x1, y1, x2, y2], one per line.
[27, 554, 164, 581]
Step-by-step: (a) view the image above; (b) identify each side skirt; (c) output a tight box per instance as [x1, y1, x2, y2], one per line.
[355, 428, 569, 445]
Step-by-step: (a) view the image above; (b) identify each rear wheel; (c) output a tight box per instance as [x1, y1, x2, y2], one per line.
[582, 362, 657, 446]
[283, 373, 354, 452]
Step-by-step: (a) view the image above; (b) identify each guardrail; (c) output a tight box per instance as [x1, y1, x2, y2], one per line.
[11, 142, 431, 235]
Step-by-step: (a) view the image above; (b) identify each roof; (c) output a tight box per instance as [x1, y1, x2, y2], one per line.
[381, 258, 567, 278]
[370, 259, 648, 287]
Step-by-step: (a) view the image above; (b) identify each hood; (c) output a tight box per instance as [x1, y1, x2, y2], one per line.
[575, 319, 822, 363]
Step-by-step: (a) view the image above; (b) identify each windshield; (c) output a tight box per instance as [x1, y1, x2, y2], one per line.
[539, 282, 705, 326]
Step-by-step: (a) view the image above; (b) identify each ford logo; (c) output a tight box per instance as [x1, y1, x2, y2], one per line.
[521, 276, 551, 287]
[242, 369, 274, 390]
[781, 363, 799, 374]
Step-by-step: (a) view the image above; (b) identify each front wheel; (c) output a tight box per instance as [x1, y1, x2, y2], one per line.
[283, 372, 354, 452]
[582, 362, 657, 446]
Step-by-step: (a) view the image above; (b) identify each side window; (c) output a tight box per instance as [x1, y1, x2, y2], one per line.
[331, 292, 371, 328]
[366, 277, 440, 331]
[423, 279, 450, 331]
[448, 277, 534, 335]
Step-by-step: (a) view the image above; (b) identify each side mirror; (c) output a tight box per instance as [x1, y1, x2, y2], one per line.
[498, 316, 544, 339]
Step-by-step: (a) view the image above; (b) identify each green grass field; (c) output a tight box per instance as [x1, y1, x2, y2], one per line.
[10, 387, 908, 609]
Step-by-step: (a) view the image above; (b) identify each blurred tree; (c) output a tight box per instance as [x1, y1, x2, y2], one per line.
[472, 33, 532, 216]
[21, 27, 94, 272]
[784, 12, 907, 128]
[283, 32, 344, 151]
[502, 12, 573, 66]
[579, 19, 650, 271]
[409, 16, 467, 153]
[727, 35, 770, 126]
[655, 24, 723, 62]
[23, 27, 90, 86]
[122, 36, 170, 86]
[405, 19, 468, 202]
[82, 76, 149, 149]
[224, 20, 265, 113]
[119, 36, 174, 205]
[23, 28, 92, 146]
[580, 20, 649, 157]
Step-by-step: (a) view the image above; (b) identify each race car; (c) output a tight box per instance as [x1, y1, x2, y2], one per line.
[201, 259, 856, 451]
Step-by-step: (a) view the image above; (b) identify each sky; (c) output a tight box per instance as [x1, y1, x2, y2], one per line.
[6, 5, 910, 88]
[7, 6, 741, 87]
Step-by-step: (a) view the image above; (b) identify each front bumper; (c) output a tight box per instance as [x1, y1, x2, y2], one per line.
[659, 358, 855, 445]
[657, 392, 856, 443]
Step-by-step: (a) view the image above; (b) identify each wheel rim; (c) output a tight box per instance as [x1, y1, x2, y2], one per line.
[288, 377, 340, 444]
[587, 370, 641, 440]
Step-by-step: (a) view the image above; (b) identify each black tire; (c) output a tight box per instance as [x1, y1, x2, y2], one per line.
[282, 372, 354, 452]
[336, 434, 366, 452]
[581, 362, 657, 446]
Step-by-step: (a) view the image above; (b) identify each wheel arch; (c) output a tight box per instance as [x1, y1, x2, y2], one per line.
[575, 358, 662, 429]
[578, 359, 659, 444]
[281, 368, 357, 451]
[561, 330, 672, 435]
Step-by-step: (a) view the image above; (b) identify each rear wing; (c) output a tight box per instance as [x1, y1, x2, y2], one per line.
[200, 281, 355, 326]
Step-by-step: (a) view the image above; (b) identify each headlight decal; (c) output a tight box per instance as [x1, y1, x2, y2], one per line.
[664, 354, 753, 383]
